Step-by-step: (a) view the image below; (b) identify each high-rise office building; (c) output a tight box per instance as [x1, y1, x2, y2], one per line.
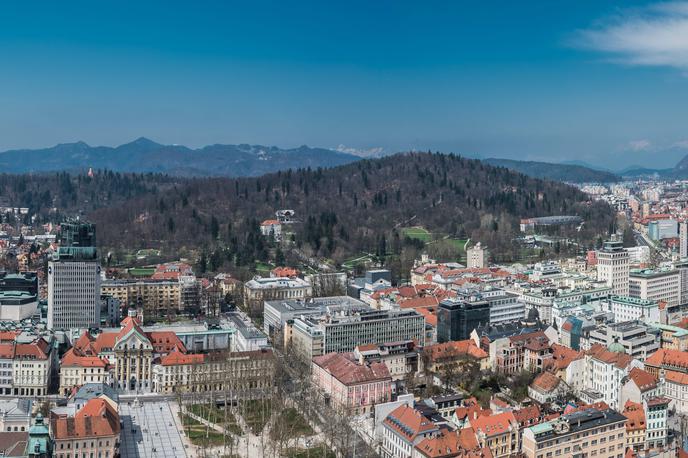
[596, 239, 630, 296]
[466, 242, 487, 268]
[437, 297, 490, 342]
[48, 221, 101, 330]
[680, 221, 688, 259]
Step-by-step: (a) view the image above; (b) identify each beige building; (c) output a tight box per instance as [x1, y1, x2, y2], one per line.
[522, 407, 626, 458]
[596, 239, 630, 296]
[466, 242, 488, 269]
[469, 412, 519, 458]
[10, 338, 53, 397]
[243, 276, 312, 313]
[59, 347, 110, 395]
[101, 279, 182, 317]
[629, 268, 681, 308]
[69, 312, 187, 393]
[151, 348, 275, 394]
[52, 398, 120, 458]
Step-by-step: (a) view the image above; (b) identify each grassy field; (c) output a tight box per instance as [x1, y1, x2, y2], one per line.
[446, 238, 468, 251]
[255, 261, 274, 274]
[136, 249, 161, 258]
[187, 404, 243, 435]
[401, 226, 432, 242]
[285, 444, 336, 458]
[341, 253, 375, 270]
[241, 400, 272, 434]
[127, 267, 155, 277]
[179, 413, 227, 446]
[270, 407, 314, 440]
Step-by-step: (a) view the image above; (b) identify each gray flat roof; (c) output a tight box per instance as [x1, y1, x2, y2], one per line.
[119, 401, 187, 458]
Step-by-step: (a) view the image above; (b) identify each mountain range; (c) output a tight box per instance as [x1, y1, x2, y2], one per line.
[482, 158, 621, 183]
[0, 138, 361, 177]
[5, 137, 688, 182]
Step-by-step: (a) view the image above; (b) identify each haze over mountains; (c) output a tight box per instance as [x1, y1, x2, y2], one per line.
[0, 137, 361, 177]
[4, 137, 688, 182]
[483, 158, 621, 183]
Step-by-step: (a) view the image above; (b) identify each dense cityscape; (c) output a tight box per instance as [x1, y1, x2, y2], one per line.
[6, 1, 688, 458]
[0, 176, 683, 458]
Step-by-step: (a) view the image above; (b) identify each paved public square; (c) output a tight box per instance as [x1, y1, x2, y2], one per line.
[120, 400, 188, 458]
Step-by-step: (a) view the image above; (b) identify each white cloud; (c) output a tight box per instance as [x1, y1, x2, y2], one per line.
[626, 139, 652, 152]
[335, 144, 386, 157]
[673, 139, 688, 148]
[575, 2, 688, 71]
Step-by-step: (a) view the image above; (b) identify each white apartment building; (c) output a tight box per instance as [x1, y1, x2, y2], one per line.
[603, 295, 660, 324]
[514, 285, 611, 325]
[629, 268, 680, 308]
[290, 308, 425, 360]
[583, 345, 640, 411]
[243, 276, 312, 310]
[48, 260, 101, 330]
[681, 222, 688, 259]
[596, 239, 630, 296]
[474, 288, 524, 325]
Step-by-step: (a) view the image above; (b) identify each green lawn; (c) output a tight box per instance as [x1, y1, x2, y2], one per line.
[285, 444, 336, 458]
[401, 226, 432, 242]
[446, 238, 468, 252]
[187, 404, 243, 435]
[128, 267, 155, 277]
[136, 249, 161, 257]
[255, 261, 274, 273]
[341, 253, 374, 270]
[179, 413, 228, 446]
[240, 400, 273, 434]
[270, 407, 314, 440]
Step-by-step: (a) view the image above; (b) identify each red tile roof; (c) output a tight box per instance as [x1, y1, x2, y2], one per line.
[384, 405, 438, 441]
[513, 405, 542, 428]
[531, 372, 561, 392]
[151, 262, 194, 280]
[414, 306, 438, 327]
[14, 340, 48, 360]
[471, 412, 517, 438]
[313, 352, 391, 385]
[61, 348, 108, 368]
[587, 344, 633, 369]
[148, 332, 185, 354]
[271, 267, 300, 278]
[160, 350, 205, 366]
[454, 398, 492, 423]
[91, 332, 117, 354]
[665, 371, 688, 385]
[424, 340, 488, 363]
[543, 344, 583, 371]
[622, 401, 645, 432]
[52, 398, 120, 440]
[0, 332, 19, 342]
[627, 367, 658, 393]
[508, 330, 548, 345]
[645, 348, 688, 370]
[415, 427, 493, 458]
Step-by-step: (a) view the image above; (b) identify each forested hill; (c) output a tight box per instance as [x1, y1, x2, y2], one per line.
[2, 153, 614, 266]
[483, 158, 620, 183]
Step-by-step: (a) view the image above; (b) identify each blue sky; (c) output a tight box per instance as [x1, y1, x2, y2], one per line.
[1, 0, 688, 169]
